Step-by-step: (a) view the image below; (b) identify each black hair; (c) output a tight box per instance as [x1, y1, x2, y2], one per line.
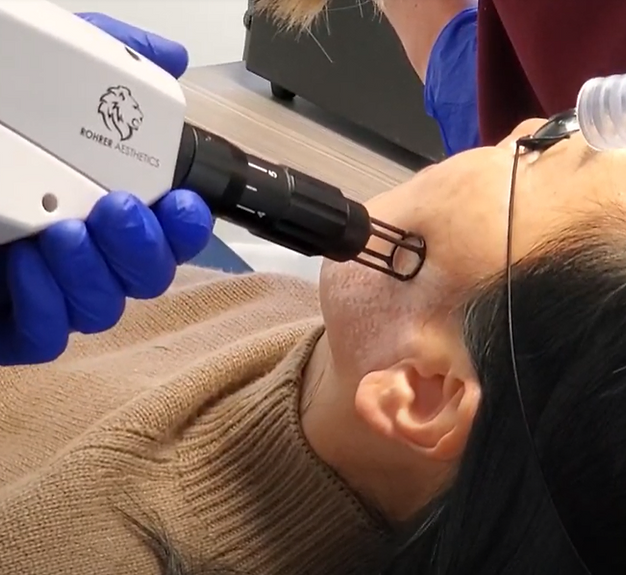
[120, 508, 244, 575]
[386, 219, 626, 574]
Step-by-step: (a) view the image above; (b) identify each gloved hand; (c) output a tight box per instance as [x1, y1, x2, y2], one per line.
[0, 13, 213, 366]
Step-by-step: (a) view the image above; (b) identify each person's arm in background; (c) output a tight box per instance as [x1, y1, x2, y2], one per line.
[383, 0, 479, 156]
[0, 14, 213, 365]
[424, 7, 478, 155]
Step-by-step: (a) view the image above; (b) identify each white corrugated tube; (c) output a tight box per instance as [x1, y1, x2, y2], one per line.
[577, 74, 626, 151]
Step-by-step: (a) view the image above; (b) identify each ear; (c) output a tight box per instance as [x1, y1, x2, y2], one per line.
[355, 359, 481, 462]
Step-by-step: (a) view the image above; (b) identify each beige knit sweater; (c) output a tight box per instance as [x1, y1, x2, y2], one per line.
[0, 265, 392, 575]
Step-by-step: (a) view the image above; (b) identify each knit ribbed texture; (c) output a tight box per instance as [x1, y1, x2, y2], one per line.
[0, 265, 391, 575]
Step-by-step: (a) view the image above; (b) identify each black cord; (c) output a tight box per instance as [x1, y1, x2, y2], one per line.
[506, 139, 592, 575]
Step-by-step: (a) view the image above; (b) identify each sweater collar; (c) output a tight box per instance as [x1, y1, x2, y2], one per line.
[175, 326, 394, 574]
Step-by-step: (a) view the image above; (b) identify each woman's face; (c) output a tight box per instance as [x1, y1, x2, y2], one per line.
[319, 119, 618, 383]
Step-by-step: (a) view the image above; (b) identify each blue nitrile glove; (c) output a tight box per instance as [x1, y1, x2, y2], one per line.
[424, 7, 479, 156]
[0, 13, 213, 366]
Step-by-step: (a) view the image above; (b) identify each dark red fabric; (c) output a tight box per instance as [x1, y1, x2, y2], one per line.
[477, 0, 626, 145]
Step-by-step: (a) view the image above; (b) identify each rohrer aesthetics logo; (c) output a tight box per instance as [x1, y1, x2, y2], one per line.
[98, 85, 143, 141]
[79, 86, 160, 169]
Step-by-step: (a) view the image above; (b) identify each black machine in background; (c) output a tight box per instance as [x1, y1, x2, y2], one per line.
[243, 0, 445, 164]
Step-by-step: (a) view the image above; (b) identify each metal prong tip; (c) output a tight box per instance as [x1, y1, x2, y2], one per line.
[352, 218, 426, 281]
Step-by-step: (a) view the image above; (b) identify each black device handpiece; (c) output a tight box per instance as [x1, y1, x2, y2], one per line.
[172, 123, 425, 281]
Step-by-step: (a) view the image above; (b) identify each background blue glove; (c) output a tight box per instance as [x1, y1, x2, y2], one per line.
[0, 13, 213, 365]
[424, 7, 479, 156]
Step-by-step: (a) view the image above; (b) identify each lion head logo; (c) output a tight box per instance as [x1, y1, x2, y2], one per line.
[97, 86, 144, 142]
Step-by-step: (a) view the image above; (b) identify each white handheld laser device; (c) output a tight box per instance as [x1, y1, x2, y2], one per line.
[0, 0, 187, 244]
[0, 0, 425, 281]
